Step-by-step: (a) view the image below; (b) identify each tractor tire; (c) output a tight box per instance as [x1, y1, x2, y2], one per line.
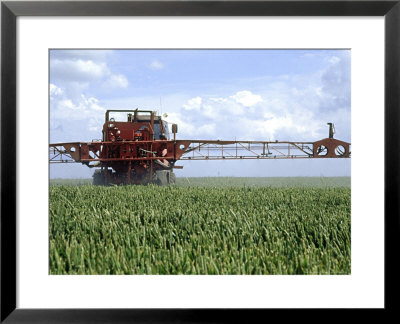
[93, 170, 105, 186]
[168, 171, 176, 185]
[155, 170, 175, 186]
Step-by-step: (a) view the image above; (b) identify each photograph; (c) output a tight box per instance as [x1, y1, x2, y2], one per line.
[2, 0, 396, 319]
[49, 49, 351, 275]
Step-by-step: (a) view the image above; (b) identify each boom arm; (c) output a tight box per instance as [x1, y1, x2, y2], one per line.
[49, 137, 350, 165]
[180, 138, 350, 160]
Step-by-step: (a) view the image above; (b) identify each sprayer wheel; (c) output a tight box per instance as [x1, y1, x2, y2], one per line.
[93, 170, 105, 186]
[155, 170, 175, 186]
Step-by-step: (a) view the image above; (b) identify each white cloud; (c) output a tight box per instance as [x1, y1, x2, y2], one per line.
[170, 78, 347, 142]
[328, 56, 340, 64]
[103, 74, 129, 89]
[183, 97, 202, 111]
[197, 123, 216, 135]
[50, 83, 63, 96]
[50, 84, 107, 143]
[261, 116, 294, 138]
[164, 111, 216, 139]
[88, 117, 103, 132]
[210, 97, 228, 104]
[57, 99, 77, 111]
[50, 84, 106, 120]
[51, 59, 108, 82]
[180, 91, 263, 124]
[81, 96, 105, 112]
[50, 51, 129, 94]
[164, 112, 195, 136]
[50, 52, 130, 142]
[230, 90, 263, 107]
[149, 60, 164, 70]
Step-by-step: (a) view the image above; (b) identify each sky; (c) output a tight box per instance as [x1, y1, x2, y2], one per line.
[49, 49, 351, 178]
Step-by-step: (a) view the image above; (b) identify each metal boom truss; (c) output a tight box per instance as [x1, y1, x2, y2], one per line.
[181, 140, 316, 160]
[49, 137, 350, 165]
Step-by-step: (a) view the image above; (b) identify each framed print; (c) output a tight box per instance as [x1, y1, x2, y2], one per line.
[1, 0, 399, 322]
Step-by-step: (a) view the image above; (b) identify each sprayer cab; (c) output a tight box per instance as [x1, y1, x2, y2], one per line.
[102, 109, 176, 142]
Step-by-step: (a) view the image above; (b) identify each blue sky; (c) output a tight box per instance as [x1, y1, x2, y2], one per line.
[49, 49, 351, 178]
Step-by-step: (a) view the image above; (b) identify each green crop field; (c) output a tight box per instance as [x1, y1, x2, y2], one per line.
[50, 176, 351, 188]
[49, 177, 351, 275]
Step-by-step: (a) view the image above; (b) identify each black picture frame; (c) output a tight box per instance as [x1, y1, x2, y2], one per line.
[1, 0, 399, 322]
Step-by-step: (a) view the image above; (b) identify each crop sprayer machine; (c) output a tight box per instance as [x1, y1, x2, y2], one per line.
[49, 109, 351, 185]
